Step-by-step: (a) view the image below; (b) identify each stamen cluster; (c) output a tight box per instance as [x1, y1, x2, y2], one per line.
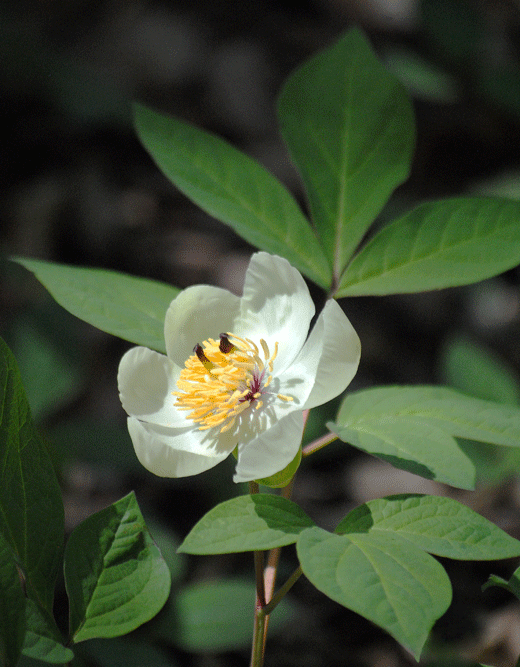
[174, 333, 292, 433]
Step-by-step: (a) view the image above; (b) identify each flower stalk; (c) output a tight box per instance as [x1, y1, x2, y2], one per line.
[302, 432, 338, 457]
[249, 414, 338, 666]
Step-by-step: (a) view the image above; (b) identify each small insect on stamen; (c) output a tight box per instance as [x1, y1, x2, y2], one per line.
[219, 333, 237, 354]
[194, 344, 215, 372]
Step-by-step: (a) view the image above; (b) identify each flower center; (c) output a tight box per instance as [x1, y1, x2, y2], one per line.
[173, 333, 293, 433]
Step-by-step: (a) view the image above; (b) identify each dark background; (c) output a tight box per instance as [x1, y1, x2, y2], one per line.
[3, 0, 520, 665]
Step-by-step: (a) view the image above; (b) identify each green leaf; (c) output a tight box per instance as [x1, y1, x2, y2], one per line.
[64, 491, 171, 643]
[22, 600, 73, 664]
[297, 526, 451, 659]
[156, 578, 297, 652]
[278, 27, 414, 278]
[12, 258, 179, 353]
[178, 494, 315, 555]
[0, 338, 64, 612]
[144, 520, 186, 587]
[9, 316, 83, 421]
[133, 103, 330, 289]
[484, 569, 520, 601]
[440, 336, 520, 486]
[0, 531, 26, 667]
[383, 46, 460, 103]
[473, 168, 520, 200]
[335, 494, 520, 560]
[441, 335, 520, 405]
[329, 385, 520, 489]
[457, 439, 520, 488]
[338, 197, 520, 296]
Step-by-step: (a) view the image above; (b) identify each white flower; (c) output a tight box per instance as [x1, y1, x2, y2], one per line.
[118, 252, 360, 483]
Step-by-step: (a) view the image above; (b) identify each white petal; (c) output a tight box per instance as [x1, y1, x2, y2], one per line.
[274, 361, 318, 410]
[164, 285, 241, 367]
[300, 300, 361, 410]
[118, 346, 186, 427]
[128, 417, 230, 477]
[237, 253, 315, 373]
[233, 411, 304, 482]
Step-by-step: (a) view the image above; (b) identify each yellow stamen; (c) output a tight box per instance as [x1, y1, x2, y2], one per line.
[173, 332, 291, 433]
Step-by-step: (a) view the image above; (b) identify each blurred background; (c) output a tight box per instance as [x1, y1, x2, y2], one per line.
[3, 0, 520, 665]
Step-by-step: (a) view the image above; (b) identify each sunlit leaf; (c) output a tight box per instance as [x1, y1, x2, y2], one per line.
[65, 492, 171, 642]
[13, 258, 178, 353]
[338, 197, 520, 296]
[278, 27, 414, 278]
[297, 526, 451, 659]
[179, 494, 315, 555]
[329, 385, 520, 489]
[336, 494, 520, 560]
[134, 103, 331, 289]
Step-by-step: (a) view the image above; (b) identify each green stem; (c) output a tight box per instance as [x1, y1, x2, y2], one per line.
[326, 273, 340, 301]
[250, 481, 267, 666]
[249, 566, 303, 666]
[250, 606, 266, 667]
[254, 550, 266, 608]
